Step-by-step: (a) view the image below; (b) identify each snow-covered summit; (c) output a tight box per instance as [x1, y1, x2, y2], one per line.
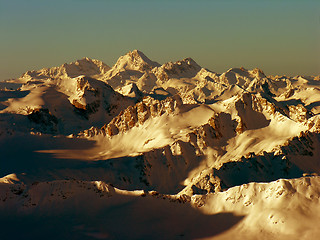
[105, 50, 160, 78]
[20, 57, 110, 81]
[152, 57, 202, 82]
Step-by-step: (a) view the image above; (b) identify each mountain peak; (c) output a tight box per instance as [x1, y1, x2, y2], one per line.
[159, 57, 201, 73]
[227, 67, 248, 74]
[249, 67, 266, 78]
[225, 67, 267, 80]
[81, 56, 93, 61]
[20, 57, 111, 80]
[129, 50, 150, 61]
[59, 57, 111, 77]
[181, 57, 201, 69]
[62, 57, 96, 66]
[125, 49, 161, 68]
[69, 57, 109, 69]
[109, 50, 160, 74]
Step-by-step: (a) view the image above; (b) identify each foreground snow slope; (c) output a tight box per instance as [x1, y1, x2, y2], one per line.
[0, 176, 319, 240]
[0, 50, 320, 239]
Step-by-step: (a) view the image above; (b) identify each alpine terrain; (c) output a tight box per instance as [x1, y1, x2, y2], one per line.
[1, 50, 320, 240]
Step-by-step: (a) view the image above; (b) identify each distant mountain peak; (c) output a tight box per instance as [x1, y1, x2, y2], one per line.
[159, 57, 201, 72]
[81, 56, 94, 61]
[118, 49, 160, 69]
[227, 67, 248, 74]
[64, 57, 111, 74]
[249, 67, 266, 78]
[178, 57, 201, 69]
[150, 57, 202, 83]
[20, 57, 110, 80]
[128, 50, 160, 67]
[105, 50, 161, 79]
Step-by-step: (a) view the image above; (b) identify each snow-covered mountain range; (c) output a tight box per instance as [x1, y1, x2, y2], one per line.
[0, 50, 319, 240]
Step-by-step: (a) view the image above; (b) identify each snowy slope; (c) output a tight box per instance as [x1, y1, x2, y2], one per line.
[0, 76, 135, 134]
[0, 177, 319, 240]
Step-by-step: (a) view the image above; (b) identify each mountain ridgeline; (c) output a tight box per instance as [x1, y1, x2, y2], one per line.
[1, 50, 320, 239]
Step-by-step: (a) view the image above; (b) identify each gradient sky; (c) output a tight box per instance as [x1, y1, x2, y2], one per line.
[0, 0, 319, 81]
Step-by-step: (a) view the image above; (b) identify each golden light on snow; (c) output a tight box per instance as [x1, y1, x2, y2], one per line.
[0, 50, 320, 239]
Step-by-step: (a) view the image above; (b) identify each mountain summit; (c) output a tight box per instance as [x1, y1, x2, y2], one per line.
[21, 57, 110, 80]
[105, 50, 160, 78]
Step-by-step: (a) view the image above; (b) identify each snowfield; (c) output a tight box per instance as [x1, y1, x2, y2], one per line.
[0, 50, 319, 239]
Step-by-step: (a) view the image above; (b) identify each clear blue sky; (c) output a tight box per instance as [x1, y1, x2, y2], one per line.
[0, 0, 319, 80]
